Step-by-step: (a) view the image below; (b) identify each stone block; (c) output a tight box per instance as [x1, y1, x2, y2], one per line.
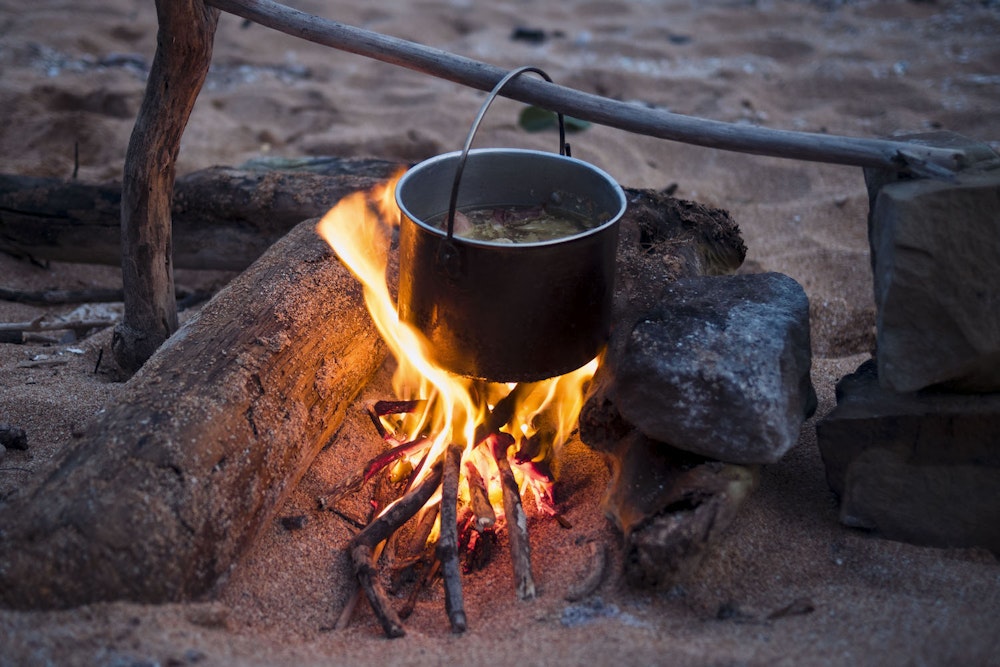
[866, 134, 1000, 392]
[817, 360, 1000, 553]
[612, 272, 815, 464]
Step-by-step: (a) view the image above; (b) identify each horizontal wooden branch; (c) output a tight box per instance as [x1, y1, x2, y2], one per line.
[205, 0, 968, 173]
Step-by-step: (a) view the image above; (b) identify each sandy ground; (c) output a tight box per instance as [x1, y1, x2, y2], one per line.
[2, 0, 1000, 665]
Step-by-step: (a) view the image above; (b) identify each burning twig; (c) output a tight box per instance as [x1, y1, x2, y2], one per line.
[372, 399, 428, 417]
[320, 434, 431, 506]
[362, 436, 430, 484]
[464, 459, 496, 531]
[438, 443, 467, 633]
[367, 399, 427, 440]
[349, 459, 444, 638]
[489, 432, 536, 600]
[475, 381, 533, 442]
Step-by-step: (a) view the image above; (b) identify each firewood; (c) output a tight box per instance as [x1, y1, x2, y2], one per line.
[398, 557, 441, 621]
[0, 286, 125, 305]
[464, 459, 496, 531]
[350, 460, 444, 638]
[0, 318, 115, 344]
[0, 159, 402, 270]
[489, 432, 536, 601]
[390, 503, 439, 583]
[579, 392, 759, 589]
[438, 444, 467, 632]
[0, 218, 388, 610]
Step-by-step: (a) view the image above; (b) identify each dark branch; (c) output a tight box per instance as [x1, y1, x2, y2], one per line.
[438, 444, 467, 633]
[349, 460, 444, 638]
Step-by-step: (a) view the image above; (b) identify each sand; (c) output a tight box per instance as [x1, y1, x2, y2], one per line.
[2, 0, 1000, 664]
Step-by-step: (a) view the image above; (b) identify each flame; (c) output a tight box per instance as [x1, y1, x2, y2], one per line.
[317, 172, 598, 517]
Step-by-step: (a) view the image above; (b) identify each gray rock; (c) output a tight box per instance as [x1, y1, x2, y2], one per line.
[613, 272, 815, 464]
[817, 360, 1000, 553]
[869, 167, 1000, 392]
[0, 424, 28, 451]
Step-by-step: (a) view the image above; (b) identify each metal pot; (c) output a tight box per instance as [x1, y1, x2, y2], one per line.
[395, 67, 626, 382]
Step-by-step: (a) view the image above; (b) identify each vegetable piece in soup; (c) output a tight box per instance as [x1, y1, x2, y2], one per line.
[430, 204, 604, 243]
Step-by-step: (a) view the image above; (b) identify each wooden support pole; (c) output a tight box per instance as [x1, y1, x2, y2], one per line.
[114, 0, 220, 373]
[205, 0, 969, 174]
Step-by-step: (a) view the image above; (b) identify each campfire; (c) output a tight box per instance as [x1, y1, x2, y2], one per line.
[316, 175, 600, 637]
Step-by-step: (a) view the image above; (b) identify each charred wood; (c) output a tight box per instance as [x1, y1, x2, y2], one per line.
[464, 459, 496, 531]
[489, 432, 536, 600]
[564, 541, 607, 602]
[390, 503, 439, 588]
[576, 183, 754, 588]
[0, 425, 28, 451]
[438, 443, 467, 633]
[580, 393, 758, 588]
[350, 460, 444, 638]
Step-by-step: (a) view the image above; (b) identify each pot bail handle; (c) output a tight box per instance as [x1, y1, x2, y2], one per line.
[444, 66, 567, 241]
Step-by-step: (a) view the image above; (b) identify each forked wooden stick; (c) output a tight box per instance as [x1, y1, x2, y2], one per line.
[114, 0, 220, 372]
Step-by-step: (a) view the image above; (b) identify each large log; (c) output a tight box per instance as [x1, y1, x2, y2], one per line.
[0, 217, 388, 610]
[0, 158, 402, 271]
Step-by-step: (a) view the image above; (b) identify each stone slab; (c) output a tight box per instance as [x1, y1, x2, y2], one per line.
[870, 168, 1000, 392]
[817, 359, 1000, 553]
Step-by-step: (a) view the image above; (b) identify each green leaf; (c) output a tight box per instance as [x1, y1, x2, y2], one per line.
[518, 106, 591, 133]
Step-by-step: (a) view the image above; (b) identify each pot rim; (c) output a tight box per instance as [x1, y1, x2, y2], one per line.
[395, 147, 627, 250]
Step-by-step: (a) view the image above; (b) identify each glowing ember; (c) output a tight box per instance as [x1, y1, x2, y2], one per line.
[317, 173, 599, 637]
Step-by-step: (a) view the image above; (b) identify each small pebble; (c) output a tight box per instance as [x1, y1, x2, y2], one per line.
[280, 514, 308, 531]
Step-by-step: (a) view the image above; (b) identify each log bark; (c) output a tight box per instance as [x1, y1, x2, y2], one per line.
[0, 218, 388, 610]
[0, 159, 401, 270]
[114, 0, 220, 373]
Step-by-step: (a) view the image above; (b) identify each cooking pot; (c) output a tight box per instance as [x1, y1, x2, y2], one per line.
[395, 67, 626, 382]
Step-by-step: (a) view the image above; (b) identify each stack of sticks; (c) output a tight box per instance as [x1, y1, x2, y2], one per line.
[327, 385, 543, 638]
